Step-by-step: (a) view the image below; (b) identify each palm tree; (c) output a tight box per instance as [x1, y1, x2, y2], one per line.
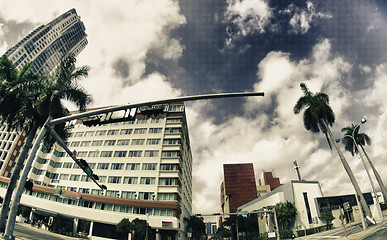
[293, 83, 372, 220]
[184, 215, 206, 240]
[274, 201, 297, 230]
[0, 55, 47, 232]
[1, 54, 92, 239]
[341, 124, 387, 201]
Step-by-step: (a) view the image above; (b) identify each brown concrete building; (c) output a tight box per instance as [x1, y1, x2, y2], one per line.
[220, 163, 258, 214]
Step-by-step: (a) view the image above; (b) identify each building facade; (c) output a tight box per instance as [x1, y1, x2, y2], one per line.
[0, 8, 88, 178]
[239, 180, 324, 231]
[4, 8, 88, 75]
[0, 103, 193, 240]
[220, 163, 258, 215]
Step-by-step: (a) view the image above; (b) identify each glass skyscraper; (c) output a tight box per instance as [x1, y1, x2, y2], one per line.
[4, 8, 88, 75]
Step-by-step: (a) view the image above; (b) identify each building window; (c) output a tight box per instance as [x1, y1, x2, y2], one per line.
[79, 188, 90, 194]
[131, 139, 145, 145]
[149, 128, 162, 134]
[140, 177, 155, 185]
[146, 139, 160, 145]
[157, 193, 175, 201]
[128, 151, 142, 157]
[137, 119, 148, 124]
[163, 139, 179, 145]
[107, 129, 119, 135]
[121, 191, 136, 199]
[62, 162, 73, 168]
[32, 168, 44, 175]
[108, 176, 122, 184]
[151, 118, 162, 123]
[80, 141, 91, 147]
[303, 192, 313, 224]
[120, 129, 132, 135]
[138, 192, 154, 200]
[36, 156, 48, 164]
[111, 163, 124, 170]
[84, 131, 95, 137]
[126, 163, 140, 170]
[97, 163, 109, 170]
[70, 141, 80, 147]
[159, 178, 175, 186]
[89, 163, 96, 169]
[91, 189, 104, 195]
[144, 150, 159, 157]
[161, 151, 178, 158]
[142, 163, 157, 170]
[123, 120, 135, 125]
[88, 151, 99, 157]
[166, 118, 181, 123]
[59, 174, 69, 180]
[104, 140, 116, 146]
[134, 128, 147, 134]
[81, 175, 90, 182]
[91, 140, 103, 146]
[114, 151, 127, 157]
[165, 128, 180, 134]
[160, 164, 177, 171]
[69, 175, 80, 181]
[98, 176, 107, 183]
[74, 132, 84, 137]
[95, 130, 106, 136]
[123, 177, 138, 184]
[117, 139, 130, 146]
[105, 190, 119, 197]
[77, 151, 87, 157]
[100, 151, 112, 157]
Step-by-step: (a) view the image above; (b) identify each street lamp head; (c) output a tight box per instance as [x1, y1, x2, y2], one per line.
[361, 118, 366, 124]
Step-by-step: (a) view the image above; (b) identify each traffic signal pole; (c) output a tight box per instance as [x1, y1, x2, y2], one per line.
[49, 92, 264, 126]
[48, 126, 107, 190]
[4, 92, 264, 239]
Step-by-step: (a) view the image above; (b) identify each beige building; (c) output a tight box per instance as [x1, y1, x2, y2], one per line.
[0, 103, 193, 240]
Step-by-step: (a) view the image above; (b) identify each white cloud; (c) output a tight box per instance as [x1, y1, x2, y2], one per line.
[283, 0, 332, 34]
[224, 0, 272, 46]
[188, 38, 386, 213]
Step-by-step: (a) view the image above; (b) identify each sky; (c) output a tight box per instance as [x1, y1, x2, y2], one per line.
[1, 0, 387, 215]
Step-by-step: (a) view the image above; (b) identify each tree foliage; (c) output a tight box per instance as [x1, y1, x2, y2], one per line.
[274, 201, 297, 230]
[184, 216, 206, 240]
[0, 53, 92, 235]
[341, 124, 371, 156]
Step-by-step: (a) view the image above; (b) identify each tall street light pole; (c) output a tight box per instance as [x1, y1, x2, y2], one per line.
[347, 119, 383, 222]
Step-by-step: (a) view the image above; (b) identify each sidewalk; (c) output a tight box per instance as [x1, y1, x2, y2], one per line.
[297, 210, 387, 240]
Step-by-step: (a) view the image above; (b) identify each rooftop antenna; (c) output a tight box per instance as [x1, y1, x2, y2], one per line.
[293, 160, 302, 181]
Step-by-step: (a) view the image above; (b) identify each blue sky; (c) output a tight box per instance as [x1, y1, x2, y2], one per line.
[1, 0, 387, 214]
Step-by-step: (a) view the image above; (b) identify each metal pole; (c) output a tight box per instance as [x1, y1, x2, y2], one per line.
[339, 205, 347, 237]
[49, 92, 264, 126]
[4, 117, 51, 239]
[236, 216, 240, 240]
[272, 208, 280, 240]
[48, 127, 105, 190]
[349, 125, 383, 222]
[355, 194, 366, 230]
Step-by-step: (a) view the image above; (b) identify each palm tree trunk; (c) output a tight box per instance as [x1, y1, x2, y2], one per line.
[4, 120, 49, 239]
[321, 120, 372, 219]
[360, 145, 387, 202]
[0, 125, 38, 232]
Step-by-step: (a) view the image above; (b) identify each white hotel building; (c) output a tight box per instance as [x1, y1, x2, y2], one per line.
[0, 103, 193, 240]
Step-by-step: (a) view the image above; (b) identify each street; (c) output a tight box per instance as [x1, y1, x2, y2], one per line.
[363, 226, 387, 240]
[13, 222, 78, 240]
